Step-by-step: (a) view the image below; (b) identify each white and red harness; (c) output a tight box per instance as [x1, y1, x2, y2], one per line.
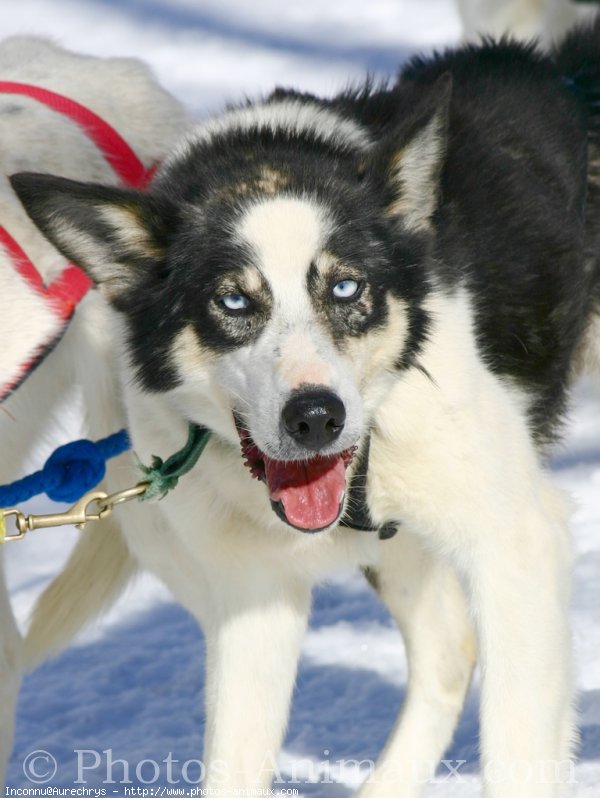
[0, 81, 155, 402]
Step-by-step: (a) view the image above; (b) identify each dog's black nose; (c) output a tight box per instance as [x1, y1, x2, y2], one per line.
[282, 389, 346, 451]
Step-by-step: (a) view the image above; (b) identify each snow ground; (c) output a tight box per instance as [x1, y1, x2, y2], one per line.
[2, 1, 599, 795]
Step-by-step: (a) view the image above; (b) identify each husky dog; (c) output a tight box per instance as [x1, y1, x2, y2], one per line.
[0, 36, 187, 783]
[13, 22, 600, 798]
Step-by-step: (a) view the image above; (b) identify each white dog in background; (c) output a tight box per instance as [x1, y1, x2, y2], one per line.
[456, 0, 596, 46]
[0, 36, 187, 782]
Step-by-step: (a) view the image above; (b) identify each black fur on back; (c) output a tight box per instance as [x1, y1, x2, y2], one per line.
[554, 16, 600, 319]
[390, 32, 597, 442]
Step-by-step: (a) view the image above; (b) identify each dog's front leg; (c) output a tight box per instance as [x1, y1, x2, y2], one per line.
[376, 482, 573, 797]
[467, 488, 575, 798]
[369, 401, 575, 798]
[200, 562, 312, 794]
[356, 531, 475, 798]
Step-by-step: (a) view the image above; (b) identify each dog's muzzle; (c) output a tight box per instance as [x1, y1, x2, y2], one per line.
[236, 388, 355, 533]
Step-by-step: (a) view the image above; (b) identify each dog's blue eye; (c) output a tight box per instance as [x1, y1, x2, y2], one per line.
[332, 279, 360, 300]
[220, 293, 250, 312]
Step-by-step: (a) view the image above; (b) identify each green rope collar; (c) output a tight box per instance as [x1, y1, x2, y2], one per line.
[136, 423, 212, 500]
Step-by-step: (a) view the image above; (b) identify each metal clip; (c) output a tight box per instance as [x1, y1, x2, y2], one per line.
[0, 483, 149, 543]
[29, 490, 110, 531]
[0, 490, 110, 542]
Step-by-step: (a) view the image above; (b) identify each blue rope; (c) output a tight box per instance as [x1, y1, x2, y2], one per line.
[0, 429, 131, 507]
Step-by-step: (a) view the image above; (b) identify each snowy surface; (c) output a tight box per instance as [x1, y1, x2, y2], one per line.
[2, 1, 599, 795]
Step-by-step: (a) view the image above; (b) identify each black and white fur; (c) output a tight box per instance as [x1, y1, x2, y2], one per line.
[13, 22, 600, 797]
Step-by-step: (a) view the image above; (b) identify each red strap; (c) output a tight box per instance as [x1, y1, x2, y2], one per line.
[0, 80, 158, 401]
[0, 80, 153, 188]
[0, 226, 92, 321]
[0, 225, 45, 293]
[0, 79, 156, 305]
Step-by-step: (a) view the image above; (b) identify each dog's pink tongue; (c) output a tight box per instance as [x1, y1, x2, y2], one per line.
[265, 455, 345, 530]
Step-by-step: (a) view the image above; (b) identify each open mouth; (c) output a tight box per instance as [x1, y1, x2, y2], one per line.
[236, 421, 355, 532]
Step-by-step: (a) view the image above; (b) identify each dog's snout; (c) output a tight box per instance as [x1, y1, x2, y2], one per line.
[282, 388, 346, 451]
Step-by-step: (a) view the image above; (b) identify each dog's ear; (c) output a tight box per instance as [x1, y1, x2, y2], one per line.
[9, 172, 177, 301]
[375, 73, 452, 232]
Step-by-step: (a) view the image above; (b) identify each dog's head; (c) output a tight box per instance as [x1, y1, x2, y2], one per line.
[11, 80, 450, 532]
